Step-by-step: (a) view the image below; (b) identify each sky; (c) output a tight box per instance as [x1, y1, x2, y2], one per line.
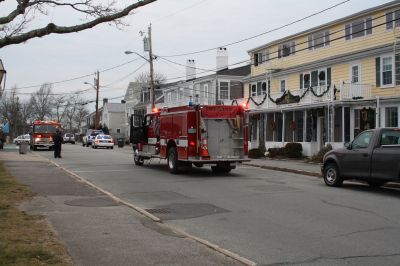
[0, 0, 394, 112]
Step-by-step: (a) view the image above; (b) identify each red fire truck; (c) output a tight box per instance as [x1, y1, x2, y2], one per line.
[30, 121, 61, 150]
[130, 105, 249, 174]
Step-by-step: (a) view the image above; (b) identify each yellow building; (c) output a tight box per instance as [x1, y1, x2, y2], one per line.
[239, 0, 400, 156]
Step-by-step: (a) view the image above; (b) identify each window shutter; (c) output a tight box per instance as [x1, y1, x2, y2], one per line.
[345, 24, 351, 40]
[311, 71, 318, 87]
[327, 67, 331, 86]
[248, 84, 251, 97]
[395, 54, 400, 85]
[366, 17, 372, 35]
[278, 46, 282, 58]
[376, 57, 381, 87]
[386, 12, 394, 30]
[300, 74, 303, 89]
[325, 31, 330, 46]
[291, 41, 296, 55]
[254, 54, 258, 67]
[308, 35, 313, 50]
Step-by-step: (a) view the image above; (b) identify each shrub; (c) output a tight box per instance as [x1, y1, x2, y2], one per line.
[284, 142, 303, 158]
[310, 144, 333, 163]
[248, 148, 265, 159]
[267, 147, 285, 158]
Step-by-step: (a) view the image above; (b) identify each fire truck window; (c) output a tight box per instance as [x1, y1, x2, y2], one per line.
[145, 116, 152, 126]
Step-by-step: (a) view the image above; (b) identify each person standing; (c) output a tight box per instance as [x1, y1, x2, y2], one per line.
[53, 129, 62, 158]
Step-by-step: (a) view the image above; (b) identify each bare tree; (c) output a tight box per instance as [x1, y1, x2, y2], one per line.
[135, 71, 166, 85]
[0, 87, 21, 138]
[73, 101, 89, 133]
[30, 83, 54, 120]
[64, 94, 80, 131]
[53, 95, 69, 123]
[0, 0, 157, 48]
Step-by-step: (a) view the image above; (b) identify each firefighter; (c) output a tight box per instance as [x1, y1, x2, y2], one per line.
[53, 128, 62, 158]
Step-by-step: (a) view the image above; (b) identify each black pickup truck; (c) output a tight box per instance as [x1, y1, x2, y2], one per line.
[322, 128, 400, 187]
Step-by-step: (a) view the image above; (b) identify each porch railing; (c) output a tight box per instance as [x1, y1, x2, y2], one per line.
[340, 83, 372, 100]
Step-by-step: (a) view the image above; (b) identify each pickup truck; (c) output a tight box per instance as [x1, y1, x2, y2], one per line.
[322, 128, 400, 187]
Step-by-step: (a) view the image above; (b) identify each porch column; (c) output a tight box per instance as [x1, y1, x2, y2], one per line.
[292, 111, 295, 142]
[342, 106, 345, 143]
[273, 113, 276, 142]
[303, 110, 307, 142]
[350, 108, 355, 140]
[282, 112, 286, 145]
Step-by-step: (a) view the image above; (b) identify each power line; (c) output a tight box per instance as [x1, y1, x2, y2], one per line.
[158, 0, 351, 58]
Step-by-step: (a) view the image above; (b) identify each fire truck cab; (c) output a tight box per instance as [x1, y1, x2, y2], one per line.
[130, 105, 249, 174]
[30, 121, 61, 150]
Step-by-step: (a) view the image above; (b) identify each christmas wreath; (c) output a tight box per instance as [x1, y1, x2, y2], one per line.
[290, 121, 296, 130]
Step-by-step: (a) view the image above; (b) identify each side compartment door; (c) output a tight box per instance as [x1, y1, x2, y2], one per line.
[129, 114, 145, 144]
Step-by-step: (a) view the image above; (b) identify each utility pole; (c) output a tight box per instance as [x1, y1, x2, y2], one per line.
[95, 71, 100, 130]
[148, 24, 155, 110]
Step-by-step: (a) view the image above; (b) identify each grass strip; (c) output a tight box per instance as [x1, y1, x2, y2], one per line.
[0, 163, 72, 265]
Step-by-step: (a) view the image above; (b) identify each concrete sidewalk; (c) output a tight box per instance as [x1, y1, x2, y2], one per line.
[244, 158, 322, 177]
[0, 149, 246, 266]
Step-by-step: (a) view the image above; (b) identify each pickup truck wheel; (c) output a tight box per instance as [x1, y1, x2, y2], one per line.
[323, 163, 343, 187]
[133, 149, 144, 166]
[168, 147, 180, 174]
[367, 180, 386, 187]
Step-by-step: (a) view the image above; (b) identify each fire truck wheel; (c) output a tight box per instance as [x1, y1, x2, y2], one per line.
[133, 149, 144, 166]
[168, 147, 180, 174]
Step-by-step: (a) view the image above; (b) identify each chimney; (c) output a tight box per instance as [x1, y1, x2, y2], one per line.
[216, 47, 228, 71]
[186, 59, 196, 81]
[103, 98, 108, 106]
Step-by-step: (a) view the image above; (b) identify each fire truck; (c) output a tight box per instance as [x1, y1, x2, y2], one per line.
[30, 121, 61, 150]
[130, 105, 249, 174]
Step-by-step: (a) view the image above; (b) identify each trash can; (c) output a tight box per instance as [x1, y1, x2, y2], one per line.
[19, 142, 28, 154]
[117, 138, 124, 148]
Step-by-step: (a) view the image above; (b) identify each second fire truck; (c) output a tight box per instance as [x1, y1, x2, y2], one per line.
[130, 104, 249, 174]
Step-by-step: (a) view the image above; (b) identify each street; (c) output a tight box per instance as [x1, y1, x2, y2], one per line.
[34, 144, 400, 265]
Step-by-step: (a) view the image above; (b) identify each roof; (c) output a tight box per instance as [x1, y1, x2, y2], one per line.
[106, 103, 125, 113]
[216, 64, 251, 76]
[248, 0, 400, 53]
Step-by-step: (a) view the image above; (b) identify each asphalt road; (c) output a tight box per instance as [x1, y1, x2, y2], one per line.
[38, 144, 400, 265]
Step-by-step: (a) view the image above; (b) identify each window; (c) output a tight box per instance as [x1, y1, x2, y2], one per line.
[116, 128, 121, 134]
[385, 107, 398, 127]
[253, 50, 269, 66]
[380, 129, 400, 145]
[308, 30, 330, 50]
[167, 92, 172, 102]
[219, 81, 229, 100]
[381, 55, 394, 86]
[386, 10, 400, 30]
[251, 84, 257, 97]
[300, 72, 311, 89]
[280, 78, 287, 93]
[345, 17, 372, 40]
[278, 41, 295, 58]
[352, 131, 373, 149]
[351, 64, 360, 83]
[250, 82, 267, 96]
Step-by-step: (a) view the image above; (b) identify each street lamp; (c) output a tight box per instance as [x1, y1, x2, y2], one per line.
[84, 72, 100, 130]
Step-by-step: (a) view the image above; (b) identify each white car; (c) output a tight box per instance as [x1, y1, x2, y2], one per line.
[13, 134, 31, 145]
[92, 134, 114, 149]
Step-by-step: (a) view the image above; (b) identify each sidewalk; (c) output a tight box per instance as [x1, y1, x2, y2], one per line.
[244, 158, 322, 177]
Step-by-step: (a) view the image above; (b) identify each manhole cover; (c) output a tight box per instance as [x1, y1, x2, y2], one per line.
[64, 196, 120, 207]
[146, 203, 230, 220]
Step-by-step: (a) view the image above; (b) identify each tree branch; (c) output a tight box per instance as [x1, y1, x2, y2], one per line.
[0, 0, 157, 48]
[0, 0, 30, 25]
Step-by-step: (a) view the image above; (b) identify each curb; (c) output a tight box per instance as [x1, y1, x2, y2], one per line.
[35, 153, 257, 266]
[243, 162, 322, 178]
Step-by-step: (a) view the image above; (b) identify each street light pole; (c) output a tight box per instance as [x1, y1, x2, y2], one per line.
[148, 24, 155, 110]
[95, 70, 100, 130]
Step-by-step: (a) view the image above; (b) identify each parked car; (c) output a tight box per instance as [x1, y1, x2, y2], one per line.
[92, 134, 114, 149]
[63, 133, 75, 144]
[322, 128, 400, 187]
[83, 129, 103, 147]
[13, 134, 31, 145]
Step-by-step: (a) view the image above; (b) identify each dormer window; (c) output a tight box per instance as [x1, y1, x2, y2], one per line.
[345, 17, 372, 40]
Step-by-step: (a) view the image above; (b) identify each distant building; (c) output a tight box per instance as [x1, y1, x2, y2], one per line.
[102, 98, 126, 138]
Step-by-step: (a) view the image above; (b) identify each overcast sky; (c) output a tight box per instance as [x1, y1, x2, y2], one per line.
[0, 0, 393, 112]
